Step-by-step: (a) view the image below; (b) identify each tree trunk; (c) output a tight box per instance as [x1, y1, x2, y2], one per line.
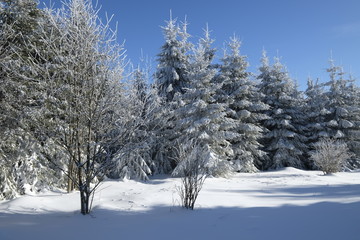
[78, 161, 90, 215]
[67, 157, 75, 193]
[80, 185, 90, 215]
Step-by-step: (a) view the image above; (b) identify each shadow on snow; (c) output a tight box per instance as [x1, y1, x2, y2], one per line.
[209, 184, 360, 200]
[1, 200, 359, 240]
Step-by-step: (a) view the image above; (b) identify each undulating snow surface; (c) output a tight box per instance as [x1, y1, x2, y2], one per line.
[1, 168, 360, 240]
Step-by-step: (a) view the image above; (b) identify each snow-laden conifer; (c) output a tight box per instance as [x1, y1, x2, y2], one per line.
[303, 78, 333, 168]
[155, 13, 191, 102]
[110, 66, 172, 180]
[153, 14, 193, 171]
[258, 51, 307, 169]
[172, 28, 232, 176]
[321, 59, 360, 168]
[0, 0, 66, 199]
[217, 37, 269, 172]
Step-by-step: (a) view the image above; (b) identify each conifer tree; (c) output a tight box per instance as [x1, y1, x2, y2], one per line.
[155, 14, 191, 102]
[109, 66, 172, 179]
[172, 28, 232, 176]
[0, 0, 63, 200]
[258, 51, 307, 169]
[322, 59, 360, 168]
[154, 14, 194, 172]
[217, 37, 268, 172]
[108, 67, 150, 180]
[304, 78, 332, 168]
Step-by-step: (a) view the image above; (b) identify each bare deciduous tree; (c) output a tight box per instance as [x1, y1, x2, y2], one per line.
[25, 0, 125, 214]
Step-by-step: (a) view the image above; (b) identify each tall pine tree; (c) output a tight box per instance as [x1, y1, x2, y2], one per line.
[0, 0, 64, 200]
[217, 37, 268, 172]
[258, 51, 307, 170]
[155, 13, 191, 102]
[322, 59, 360, 168]
[172, 28, 232, 176]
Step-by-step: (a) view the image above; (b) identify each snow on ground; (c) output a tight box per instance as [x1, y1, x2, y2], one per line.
[1, 167, 360, 240]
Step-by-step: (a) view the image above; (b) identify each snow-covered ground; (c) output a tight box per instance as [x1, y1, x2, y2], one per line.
[1, 167, 360, 240]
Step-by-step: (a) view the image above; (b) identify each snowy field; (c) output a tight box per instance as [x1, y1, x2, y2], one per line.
[1, 167, 360, 240]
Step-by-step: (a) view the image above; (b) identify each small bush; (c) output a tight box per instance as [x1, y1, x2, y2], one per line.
[172, 140, 208, 210]
[310, 138, 352, 174]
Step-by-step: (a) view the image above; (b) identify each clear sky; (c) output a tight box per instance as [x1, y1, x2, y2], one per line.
[42, 0, 360, 90]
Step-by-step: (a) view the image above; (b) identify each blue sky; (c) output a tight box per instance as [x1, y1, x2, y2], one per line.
[42, 0, 360, 90]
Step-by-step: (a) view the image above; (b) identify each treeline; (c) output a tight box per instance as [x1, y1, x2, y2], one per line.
[1, 0, 359, 209]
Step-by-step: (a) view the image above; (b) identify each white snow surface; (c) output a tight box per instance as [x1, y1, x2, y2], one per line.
[1, 167, 360, 240]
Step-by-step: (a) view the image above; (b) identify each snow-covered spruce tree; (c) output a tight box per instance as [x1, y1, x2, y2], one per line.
[109, 65, 172, 180]
[343, 82, 360, 168]
[304, 78, 327, 139]
[216, 37, 269, 172]
[27, 0, 125, 214]
[145, 82, 174, 174]
[154, 15, 193, 170]
[172, 28, 232, 176]
[303, 78, 333, 168]
[108, 68, 151, 180]
[257, 51, 307, 170]
[0, 0, 21, 200]
[155, 14, 191, 102]
[321, 59, 360, 168]
[0, 0, 65, 199]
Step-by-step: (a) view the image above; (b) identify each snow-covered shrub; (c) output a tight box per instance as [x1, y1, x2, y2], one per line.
[172, 140, 208, 210]
[310, 138, 353, 174]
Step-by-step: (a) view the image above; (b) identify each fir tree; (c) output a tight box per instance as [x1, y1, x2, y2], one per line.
[304, 78, 332, 168]
[155, 13, 191, 102]
[109, 66, 172, 180]
[217, 37, 268, 172]
[153, 14, 193, 171]
[172, 28, 232, 176]
[0, 0, 64, 200]
[258, 51, 307, 170]
[322, 59, 360, 168]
